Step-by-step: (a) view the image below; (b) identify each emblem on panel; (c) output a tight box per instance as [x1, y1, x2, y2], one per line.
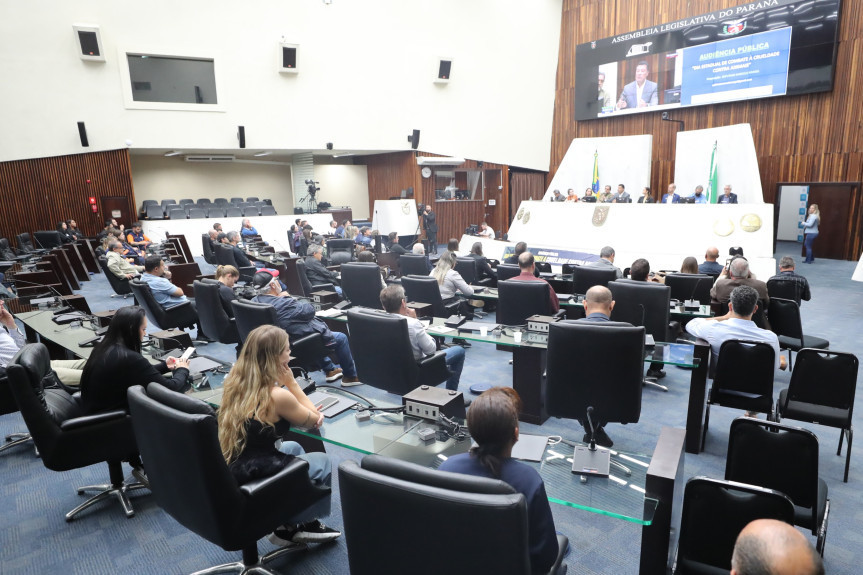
[517, 207, 525, 221]
[401, 201, 411, 215]
[739, 214, 762, 232]
[592, 206, 609, 227]
[713, 218, 735, 237]
[522, 211, 531, 225]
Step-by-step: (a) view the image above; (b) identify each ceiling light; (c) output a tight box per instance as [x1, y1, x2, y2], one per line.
[253, 151, 272, 157]
[164, 150, 182, 157]
[333, 153, 354, 158]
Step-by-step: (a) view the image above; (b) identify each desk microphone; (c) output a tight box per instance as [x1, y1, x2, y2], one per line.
[11, 277, 66, 309]
[585, 406, 599, 451]
[684, 277, 711, 311]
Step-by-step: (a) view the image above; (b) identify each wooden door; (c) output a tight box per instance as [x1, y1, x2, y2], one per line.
[804, 184, 858, 260]
[100, 196, 134, 228]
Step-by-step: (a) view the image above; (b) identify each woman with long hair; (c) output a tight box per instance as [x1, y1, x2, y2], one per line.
[217, 325, 340, 545]
[214, 264, 240, 317]
[439, 387, 560, 572]
[80, 306, 190, 414]
[431, 250, 474, 300]
[469, 241, 497, 281]
[637, 186, 655, 204]
[56, 221, 73, 243]
[679, 256, 699, 274]
[802, 204, 820, 263]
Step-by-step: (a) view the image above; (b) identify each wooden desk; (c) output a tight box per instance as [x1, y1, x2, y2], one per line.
[61, 243, 89, 282]
[167, 262, 202, 297]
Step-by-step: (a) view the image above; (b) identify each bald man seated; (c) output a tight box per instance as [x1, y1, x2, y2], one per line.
[731, 519, 824, 575]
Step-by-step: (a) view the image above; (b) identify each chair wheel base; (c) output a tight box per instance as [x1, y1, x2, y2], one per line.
[190, 543, 308, 575]
[0, 433, 32, 454]
[66, 480, 148, 522]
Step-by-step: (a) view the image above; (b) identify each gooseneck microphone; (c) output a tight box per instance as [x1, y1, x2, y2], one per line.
[586, 406, 598, 451]
[685, 276, 711, 311]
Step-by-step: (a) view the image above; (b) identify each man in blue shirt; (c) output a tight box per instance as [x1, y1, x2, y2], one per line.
[240, 218, 259, 238]
[141, 256, 190, 309]
[355, 227, 373, 247]
[689, 185, 708, 204]
[698, 246, 725, 276]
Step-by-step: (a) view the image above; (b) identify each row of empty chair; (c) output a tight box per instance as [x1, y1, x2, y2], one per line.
[141, 198, 274, 219]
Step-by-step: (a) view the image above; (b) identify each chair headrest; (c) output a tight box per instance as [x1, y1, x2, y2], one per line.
[139, 383, 215, 416]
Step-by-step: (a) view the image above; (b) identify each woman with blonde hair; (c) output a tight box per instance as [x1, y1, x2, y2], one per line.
[217, 325, 340, 545]
[802, 204, 820, 263]
[431, 250, 474, 301]
[214, 265, 240, 317]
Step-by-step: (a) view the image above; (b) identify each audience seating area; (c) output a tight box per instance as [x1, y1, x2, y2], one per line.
[141, 197, 275, 219]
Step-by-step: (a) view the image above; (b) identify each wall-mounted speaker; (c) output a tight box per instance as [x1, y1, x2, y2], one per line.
[237, 126, 246, 149]
[72, 24, 105, 62]
[77, 122, 89, 147]
[408, 129, 420, 150]
[434, 58, 452, 84]
[279, 42, 299, 74]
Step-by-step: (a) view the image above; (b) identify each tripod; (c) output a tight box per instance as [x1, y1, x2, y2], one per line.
[298, 194, 318, 213]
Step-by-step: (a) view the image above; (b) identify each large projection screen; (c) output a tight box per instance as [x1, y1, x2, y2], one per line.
[575, 0, 841, 121]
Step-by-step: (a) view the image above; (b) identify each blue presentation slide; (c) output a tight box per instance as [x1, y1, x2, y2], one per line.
[680, 27, 793, 107]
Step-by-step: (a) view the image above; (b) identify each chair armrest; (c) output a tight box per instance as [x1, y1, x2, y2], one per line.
[311, 283, 336, 293]
[60, 409, 128, 431]
[417, 350, 447, 368]
[239, 457, 315, 499]
[417, 350, 450, 388]
[553, 309, 567, 320]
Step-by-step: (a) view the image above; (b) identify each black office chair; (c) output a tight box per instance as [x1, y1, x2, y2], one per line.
[703, 340, 776, 447]
[535, 261, 552, 273]
[777, 348, 858, 482]
[6, 344, 147, 521]
[187, 208, 207, 219]
[340, 262, 384, 309]
[401, 275, 461, 318]
[201, 234, 217, 265]
[609, 279, 677, 391]
[168, 208, 187, 220]
[675, 477, 795, 575]
[97, 256, 135, 299]
[399, 254, 430, 276]
[496, 263, 522, 282]
[327, 239, 355, 265]
[497, 280, 561, 327]
[768, 297, 829, 369]
[230, 300, 328, 376]
[767, 277, 807, 305]
[192, 281, 239, 344]
[242, 206, 260, 217]
[207, 207, 226, 219]
[127, 383, 330, 575]
[547, 321, 644, 460]
[571, 266, 617, 295]
[214, 244, 256, 283]
[664, 273, 713, 305]
[128, 279, 198, 332]
[0, 375, 32, 455]
[33, 231, 64, 249]
[339, 455, 568, 575]
[16, 232, 38, 254]
[726, 417, 829, 555]
[346, 308, 450, 396]
[295, 259, 336, 298]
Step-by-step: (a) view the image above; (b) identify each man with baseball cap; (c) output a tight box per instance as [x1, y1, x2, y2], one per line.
[251, 269, 360, 385]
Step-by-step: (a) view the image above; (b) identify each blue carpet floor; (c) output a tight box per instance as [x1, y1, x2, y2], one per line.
[1, 242, 860, 574]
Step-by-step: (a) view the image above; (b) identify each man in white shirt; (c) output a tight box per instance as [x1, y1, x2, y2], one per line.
[686, 284, 786, 381]
[478, 222, 495, 239]
[0, 300, 86, 386]
[106, 240, 143, 279]
[379, 284, 465, 391]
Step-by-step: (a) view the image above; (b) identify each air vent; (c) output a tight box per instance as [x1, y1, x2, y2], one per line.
[184, 155, 235, 163]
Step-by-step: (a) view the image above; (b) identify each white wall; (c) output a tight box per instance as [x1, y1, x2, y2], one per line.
[130, 156, 294, 215]
[0, 1, 562, 170]
[313, 164, 369, 220]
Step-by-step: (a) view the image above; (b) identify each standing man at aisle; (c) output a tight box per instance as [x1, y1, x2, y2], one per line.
[422, 204, 438, 254]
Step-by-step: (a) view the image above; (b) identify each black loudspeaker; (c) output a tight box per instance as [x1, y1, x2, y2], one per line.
[294, 207, 304, 215]
[326, 142, 334, 150]
[282, 46, 297, 69]
[438, 60, 452, 80]
[78, 31, 100, 57]
[77, 122, 89, 147]
[408, 129, 420, 150]
[237, 126, 245, 148]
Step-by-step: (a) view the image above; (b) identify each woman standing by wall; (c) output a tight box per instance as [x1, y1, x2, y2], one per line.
[802, 204, 820, 263]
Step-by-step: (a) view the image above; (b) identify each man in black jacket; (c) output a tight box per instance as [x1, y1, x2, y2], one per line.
[388, 232, 407, 256]
[305, 244, 342, 296]
[227, 231, 255, 268]
[422, 204, 438, 254]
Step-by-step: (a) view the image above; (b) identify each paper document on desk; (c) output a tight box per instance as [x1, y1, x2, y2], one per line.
[427, 325, 455, 334]
[317, 308, 346, 318]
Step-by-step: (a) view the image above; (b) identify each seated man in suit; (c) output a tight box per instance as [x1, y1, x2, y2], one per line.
[511, 252, 559, 313]
[661, 183, 680, 204]
[251, 269, 360, 386]
[611, 184, 631, 203]
[583, 245, 623, 279]
[387, 232, 407, 256]
[718, 184, 738, 204]
[731, 519, 823, 575]
[305, 244, 342, 296]
[140, 256, 192, 309]
[616, 60, 658, 109]
[504, 241, 527, 265]
[106, 239, 143, 279]
[710, 257, 768, 305]
[379, 284, 465, 393]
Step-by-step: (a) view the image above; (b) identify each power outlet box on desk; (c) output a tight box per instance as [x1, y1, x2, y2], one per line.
[402, 385, 465, 421]
[526, 314, 560, 333]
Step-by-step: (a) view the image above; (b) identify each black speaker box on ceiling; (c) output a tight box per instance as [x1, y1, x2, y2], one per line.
[238, 126, 246, 148]
[77, 122, 89, 147]
[409, 129, 420, 150]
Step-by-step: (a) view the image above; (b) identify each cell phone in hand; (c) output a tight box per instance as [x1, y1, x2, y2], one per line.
[180, 347, 196, 361]
[315, 397, 339, 412]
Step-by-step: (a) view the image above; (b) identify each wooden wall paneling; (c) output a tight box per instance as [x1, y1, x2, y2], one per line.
[0, 149, 135, 242]
[552, 0, 863, 259]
